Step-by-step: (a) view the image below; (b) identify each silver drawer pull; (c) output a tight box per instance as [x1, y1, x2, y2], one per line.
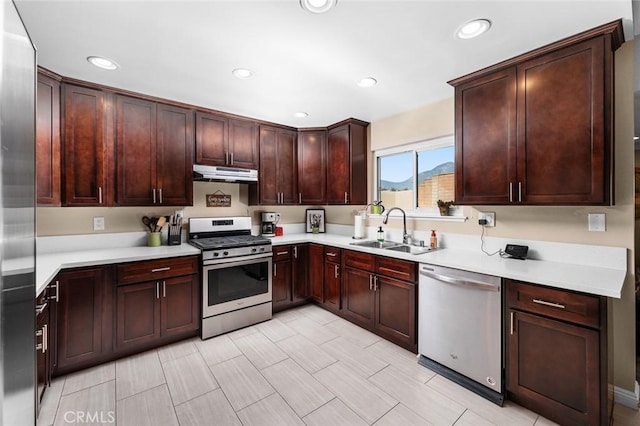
[36, 302, 48, 315]
[276, 251, 289, 256]
[326, 253, 338, 257]
[151, 267, 171, 273]
[532, 299, 565, 309]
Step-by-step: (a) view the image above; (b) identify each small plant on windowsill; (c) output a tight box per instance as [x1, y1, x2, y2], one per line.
[437, 200, 455, 216]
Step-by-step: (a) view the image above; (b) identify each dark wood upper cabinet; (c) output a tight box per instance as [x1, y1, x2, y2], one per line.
[115, 95, 193, 206]
[249, 125, 297, 205]
[62, 84, 110, 206]
[327, 120, 368, 205]
[36, 71, 61, 206]
[195, 112, 258, 169]
[298, 130, 327, 205]
[449, 20, 623, 206]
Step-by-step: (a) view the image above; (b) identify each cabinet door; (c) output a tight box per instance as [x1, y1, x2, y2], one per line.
[63, 84, 109, 206]
[56, 267, 110, 372]
[258, 126, 279, 205]
[36, 72, 60, 206]
[115, 95, 157, 206]
[292, 244, 309, 302]
[327, 125, 350, 204]
[229, 119, 259, 169]
[342, 267, 375, 328]
[195, 111, 228, 166]
[517, 37, 607, 204]
[278, 129, 298, 204]
[323, 261, 341, 311]
[308, 244, 324, 302]
[298, 130, 327, 204]
[454, 68, 517, 205]
[507, 310, 601, 425]
[375, 275, 416, 349]
[160, 275, 199, 337]
[156, 104, 194, 206]
[273, 260, 292, 311]
[116, 281, 161, 350]
[35, 300, 49, 408]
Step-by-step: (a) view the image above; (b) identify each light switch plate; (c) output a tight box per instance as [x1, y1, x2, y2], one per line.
[588, 213, 605, 232]
[93, 216, 105, 231]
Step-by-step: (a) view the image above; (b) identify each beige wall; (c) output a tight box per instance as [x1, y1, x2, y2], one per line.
[35, 41, 636, 393]
[369, 42, 637, 393]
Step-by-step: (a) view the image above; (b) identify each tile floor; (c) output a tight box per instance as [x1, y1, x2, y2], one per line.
[38, 304, 640, 426]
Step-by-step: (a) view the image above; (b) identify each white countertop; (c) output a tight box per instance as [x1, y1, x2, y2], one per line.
[36, 229, 627, 299]
[269, 232, 627, 299]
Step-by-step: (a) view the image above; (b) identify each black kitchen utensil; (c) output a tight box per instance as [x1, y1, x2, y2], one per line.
[142, 216, 154, 232]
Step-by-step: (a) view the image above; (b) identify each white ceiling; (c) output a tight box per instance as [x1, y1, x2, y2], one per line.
[16, 0, 634, 128]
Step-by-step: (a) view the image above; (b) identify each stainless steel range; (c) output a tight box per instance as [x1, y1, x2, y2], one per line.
[189, 217, 272, 339]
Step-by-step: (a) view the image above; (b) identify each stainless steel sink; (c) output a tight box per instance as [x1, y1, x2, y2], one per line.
[384, 244, 436, 255]
[349, 240, 401, 249]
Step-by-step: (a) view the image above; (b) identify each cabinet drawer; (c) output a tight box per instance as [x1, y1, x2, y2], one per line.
[343, 250, 374, 272]
[325, 247, 341, 264]
[273, 245, 292, 261]
[507, 280, 602, 329]
[117, 256, 198, 285]
[375, 257, 416, 283]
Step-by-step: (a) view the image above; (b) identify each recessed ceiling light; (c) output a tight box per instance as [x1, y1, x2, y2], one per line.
[456, 19, 492, 39]
[293, 112, 309, 118]
[300, 0, 337, 14]
[232, 68, 254, 79]
[87, 56, 118, 70]
[357, 77, 377, 88]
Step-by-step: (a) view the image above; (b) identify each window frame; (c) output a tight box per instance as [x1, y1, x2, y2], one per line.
[373, 134, 465, 221]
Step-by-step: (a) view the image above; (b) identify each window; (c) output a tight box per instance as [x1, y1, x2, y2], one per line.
[375, 135, 455, 216]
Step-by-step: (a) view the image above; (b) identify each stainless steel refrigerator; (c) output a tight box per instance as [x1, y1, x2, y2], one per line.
[1, 0, 36, 423]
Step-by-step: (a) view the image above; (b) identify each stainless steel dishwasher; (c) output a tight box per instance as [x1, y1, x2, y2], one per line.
[418, 263, 504, 405]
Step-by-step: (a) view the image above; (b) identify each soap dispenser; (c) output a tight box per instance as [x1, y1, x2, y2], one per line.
[377, 226, 384, 242]
[430, 230, 437, 249]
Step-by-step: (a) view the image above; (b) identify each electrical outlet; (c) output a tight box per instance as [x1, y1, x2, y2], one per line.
[588, 213, 605, 232]
[478, 212, 496, 227]
[93, 216, 105, 231]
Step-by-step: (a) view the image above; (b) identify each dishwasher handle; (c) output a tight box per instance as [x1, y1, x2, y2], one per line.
[420, 268, 500, 292]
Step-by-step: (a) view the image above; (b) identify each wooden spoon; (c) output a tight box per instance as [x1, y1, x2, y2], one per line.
[154, 216, 166, 232]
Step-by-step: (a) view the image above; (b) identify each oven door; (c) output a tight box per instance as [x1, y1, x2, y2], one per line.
[202, 253, 272, 318]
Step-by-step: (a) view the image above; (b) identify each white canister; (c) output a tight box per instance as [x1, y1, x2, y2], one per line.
[354, 211, 365, 239]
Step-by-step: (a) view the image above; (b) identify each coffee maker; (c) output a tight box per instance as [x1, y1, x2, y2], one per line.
[261, 212, 280, 237]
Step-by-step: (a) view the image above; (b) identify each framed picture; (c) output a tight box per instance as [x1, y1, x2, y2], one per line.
[306, 209, 326, 233]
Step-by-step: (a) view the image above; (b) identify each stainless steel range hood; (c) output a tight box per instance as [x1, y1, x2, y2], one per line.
[193, 164, 258, 183]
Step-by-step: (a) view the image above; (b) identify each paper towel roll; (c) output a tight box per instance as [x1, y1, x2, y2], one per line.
[354, 213, 364, 238]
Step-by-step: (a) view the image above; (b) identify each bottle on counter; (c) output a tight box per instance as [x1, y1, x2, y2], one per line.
[377, 226, 384, 242]
[430, 229, 438, 249]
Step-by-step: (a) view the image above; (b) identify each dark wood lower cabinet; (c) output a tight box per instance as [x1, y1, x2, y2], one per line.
[55, 266, 112, 375]
[116, 275, 199, 352]
[292, 244, 309, 303]
[36, 290, 49, 412]
[375, 276, 416, 350]
[342, 266, 375, 327]
[308, 244, 324, 303]
[506, 279, 606, 426]
[273, 257, 292, 311]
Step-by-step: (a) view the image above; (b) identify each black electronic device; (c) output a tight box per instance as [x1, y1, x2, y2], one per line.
[504, 244, 528, 260]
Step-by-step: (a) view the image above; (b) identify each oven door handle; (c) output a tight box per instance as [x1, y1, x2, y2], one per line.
[203, 252, 272, 267]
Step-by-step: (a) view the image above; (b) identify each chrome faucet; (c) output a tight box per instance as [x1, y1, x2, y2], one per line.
[383, 207, 410, 244]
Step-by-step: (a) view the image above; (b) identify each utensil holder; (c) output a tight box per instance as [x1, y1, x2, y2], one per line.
[147, 232, 161, 247]
[168, 224, 182, 246]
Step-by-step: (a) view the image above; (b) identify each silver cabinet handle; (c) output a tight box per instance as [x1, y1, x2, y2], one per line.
[326, 252, 337, 257]
[274, 264, 277, 277]
[152, 188, 157, 204]
[334, 264, 339, 278]
[50, 281, 59, 302]
[293, 246, 298, 259]
[510, 311, 514, 335]
[152, 267, 171, 273]
[420, 269, 500, 292]
[518, 182, 522, 203]
[532, 299, 565, 309]
[276, 251, 289, 256]
[163, 281, 166, 298]
[36, 302, 48, 315]
[43, 324, 48, 353]
[369, 274, 373, 291]
[159, 188, 163, 204]
[299, 193, 302, 204]
[156, 282, 160, 299]
[374, 275, 378, 291]
[509, 182, 513, 203]
[230, 152, 234, 165]
[98, 186, 103, 204]
[344, 192, 348, 204]
[225, 152, 229, 165]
